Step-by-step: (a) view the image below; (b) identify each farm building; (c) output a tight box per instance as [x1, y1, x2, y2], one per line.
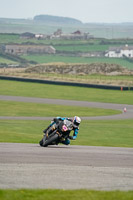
[4, 44, 56, 55]
[105, 45, 133, 58]
[51, 29, 93, 40]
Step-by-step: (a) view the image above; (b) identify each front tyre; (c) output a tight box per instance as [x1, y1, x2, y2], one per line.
[41, 133, 59, 147]
[39, 134, 47, 147]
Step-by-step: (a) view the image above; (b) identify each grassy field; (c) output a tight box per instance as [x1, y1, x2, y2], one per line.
[0, 101, 121, 117]
[1, 33, 133, 46]
[0, 189, 133, 200]
[55, 44, 110, 52]
[0, 119, 133, 147]
[21, 54, 133, 69]
[0, 34, 20, 44]
[0, 80, 133, 104]
[0, 56, 17, 64]
[0, 34, 97, 45]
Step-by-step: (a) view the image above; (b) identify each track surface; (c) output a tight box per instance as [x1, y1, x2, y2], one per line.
[0, 143, 133, 190]
[0, 95, 133, 190]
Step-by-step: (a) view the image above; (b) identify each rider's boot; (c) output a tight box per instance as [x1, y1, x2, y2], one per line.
[46, 124, 56, 136]
[61, 138, 70, 145]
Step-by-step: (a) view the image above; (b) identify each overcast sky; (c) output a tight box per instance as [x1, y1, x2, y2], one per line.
[0, 0, 133, 23]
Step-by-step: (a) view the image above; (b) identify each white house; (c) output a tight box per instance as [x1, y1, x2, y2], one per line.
[35, 34, 44, 39]
[105, 45, 133, 58]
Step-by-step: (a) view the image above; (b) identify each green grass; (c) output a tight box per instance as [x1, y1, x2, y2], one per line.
[0, 80, 133, 105]
[0, 34, 20, 44]
[0, 120, 43, 143]
[0, 56, 17, 64]
[0, 33, 133, 46]
[0, 119, 133, 147]
[0, 189, 133, 200]
[21, 54, 133, 69]
[55, 44, 109, 52]
[76, 120, 133, 147]
[0, 100, 121, 117]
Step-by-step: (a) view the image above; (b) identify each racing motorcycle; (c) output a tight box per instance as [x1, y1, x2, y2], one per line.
[39, 119, 73, 147]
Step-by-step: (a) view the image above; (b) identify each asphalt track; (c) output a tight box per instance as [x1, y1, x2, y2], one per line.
[0, 95, 133, 190]
[0, 143, 133, 190]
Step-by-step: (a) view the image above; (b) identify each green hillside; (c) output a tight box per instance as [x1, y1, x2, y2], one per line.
[34, 15, 82, 25]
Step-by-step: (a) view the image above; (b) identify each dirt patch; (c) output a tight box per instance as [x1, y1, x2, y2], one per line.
[25, 63, 132, 75]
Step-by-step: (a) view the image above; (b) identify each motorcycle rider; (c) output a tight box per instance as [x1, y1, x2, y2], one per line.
[43, 116, 81, 145]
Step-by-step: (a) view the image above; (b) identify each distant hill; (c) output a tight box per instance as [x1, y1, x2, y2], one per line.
[34, 15, 82, 25]
[0, 16, 133, 38]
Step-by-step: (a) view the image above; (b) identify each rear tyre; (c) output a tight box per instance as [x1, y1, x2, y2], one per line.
[39, 139, 44, 146]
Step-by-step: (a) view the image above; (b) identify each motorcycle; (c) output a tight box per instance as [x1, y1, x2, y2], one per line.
[39, 119, 73, 147]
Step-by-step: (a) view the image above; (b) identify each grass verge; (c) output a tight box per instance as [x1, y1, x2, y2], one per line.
[0, 80, 133, 104]
[0, 189, 133, 200]
[0, 100, 121, 117]
[0, 119, 133, 147]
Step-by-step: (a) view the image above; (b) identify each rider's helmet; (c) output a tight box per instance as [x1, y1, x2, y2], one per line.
[73, 116, 81, 128]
